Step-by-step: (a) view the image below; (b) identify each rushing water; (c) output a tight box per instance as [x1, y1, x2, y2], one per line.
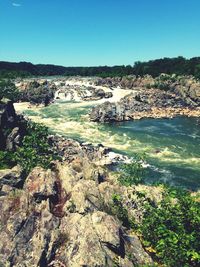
[15, 100, 200, 190]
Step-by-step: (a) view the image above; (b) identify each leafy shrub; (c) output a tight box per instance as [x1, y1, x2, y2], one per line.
[140, 187, 200, 266]
[154, 82, 171, 91]
[111, 194, 131, 228]
[118, 154, 145, 186]
[146, 84, 152, 89]
[0, 80, 20, 101]
[0, 151, 15, 169]
[14, 122, 56, 174]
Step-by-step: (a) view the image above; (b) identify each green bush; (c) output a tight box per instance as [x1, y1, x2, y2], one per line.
[0, 151, 15, 169]
[14, 122, 56, 174]
[140, 187, 200, 266]
[154, 82, 170, 91]
[118, 155, 145, 186]
[0, 80, 20, 101]
[111, 194, 131, 228]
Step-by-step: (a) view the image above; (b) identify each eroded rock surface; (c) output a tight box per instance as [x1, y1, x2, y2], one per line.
[90, 89, 200, 122]
[0, 99, 25, 150]
[0, 151, 156, 266]
[94, 74, 200, 106]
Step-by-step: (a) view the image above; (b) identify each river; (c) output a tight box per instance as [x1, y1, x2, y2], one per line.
[15, 98, 200, 190]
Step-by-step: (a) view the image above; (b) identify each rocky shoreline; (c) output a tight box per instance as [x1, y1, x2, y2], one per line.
[14, 75, 200, 123]
[1, 78, 200, 266]
[90, 88, 200, 122]
[94, 74, 200, 106]
[0, 100, 156, 266]
[16, 78, 114, 105]
[89, 74, 200, 122]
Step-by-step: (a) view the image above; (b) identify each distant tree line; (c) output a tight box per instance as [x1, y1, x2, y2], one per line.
[0, 56, 200, 78]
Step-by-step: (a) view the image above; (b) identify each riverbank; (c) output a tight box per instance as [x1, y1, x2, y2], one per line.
[1, 100, 200, 267]
[90, 87, 200, 122]
[12, 75, 200, 190]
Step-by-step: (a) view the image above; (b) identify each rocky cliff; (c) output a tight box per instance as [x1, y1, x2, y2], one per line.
[0, 99, 26, 150]
[18, 80, 56, 105]
[95, 74, 200, 106]
[89, 88, 200, 122]
[0, 158, 159, 266]
[0, 102, 157, 266]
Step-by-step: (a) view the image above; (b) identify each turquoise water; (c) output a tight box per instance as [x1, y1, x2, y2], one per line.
[104, 118, 200, 190]
[20, 101, 200, 190]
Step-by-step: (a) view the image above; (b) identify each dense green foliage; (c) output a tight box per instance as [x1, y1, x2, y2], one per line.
[0, 122, 56, 173]
[0, 70, 31, 79]
[1, 56, 200, 78]
[140, 187, 200, 267]
[115, 160, 200, 266]
[118, 155, 145, 186]
[111, 194, 131, 228]
[0, 80, 20, 101]
[14, 122, 55, 174]
[0, 151, 15, 169]
[134, 57, 200, 78]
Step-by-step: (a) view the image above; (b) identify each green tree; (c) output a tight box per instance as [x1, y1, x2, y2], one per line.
[0, 80, 20, 101]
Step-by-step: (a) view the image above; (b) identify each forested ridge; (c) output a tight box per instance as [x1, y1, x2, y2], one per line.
[0, 56, 200, 78]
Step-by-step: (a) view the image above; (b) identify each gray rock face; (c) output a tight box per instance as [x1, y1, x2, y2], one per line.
[0, 100, 16, 133]
[173, 81, 200, 106]
[0, 165, 24, 188]
[6, 127, 21, 151]
[95, 74, 200, 105]
[20, 80, 56, 105]
[0, 157, 154, 266]
[90, 101, 126, 122]
[89, 89, 189, 122]
[0, 100, 25, 150]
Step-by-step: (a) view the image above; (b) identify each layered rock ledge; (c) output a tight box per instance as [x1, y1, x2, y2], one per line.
[0, 101, 156, 266]
[90, 89, 200, 122]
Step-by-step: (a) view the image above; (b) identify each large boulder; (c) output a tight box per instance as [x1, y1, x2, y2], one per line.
[0, 100, 25, 150]
[24, 167, 57, 202]
[20, 80, 56, 105]
[90, 101, 126, 122]
[89, 88, 193, 122]
[6, 127, 21, 151]
[0, 159, 155, 267]
[0, 165, 24, 188]
[0, 100, 17, 149]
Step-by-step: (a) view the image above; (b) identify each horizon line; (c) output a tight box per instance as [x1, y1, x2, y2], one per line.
[1, 55, 199, 68]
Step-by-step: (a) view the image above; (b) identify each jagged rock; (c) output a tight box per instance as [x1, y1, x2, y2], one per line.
[6, 127, 21, 151]
[19, 80, 56, 105]
[0, 165, 24, 188]
[0, 100, 17, 149]
[105, 91, 113, 98]
[124, 234, 154, 265]
[89, 88, 200, 122]
[93, 88, 105, 98]
[9, 202, 60, 267]
[0, 100, 25, 150]
[91, 211, 121, 247]
[90, 101, 126, 122]
[0, 99, 16, 127]
[0, 158, 156, 267]
[24, 167, 57, 202]
[67, 180, 101, 213]
[54, 212, 124, 267]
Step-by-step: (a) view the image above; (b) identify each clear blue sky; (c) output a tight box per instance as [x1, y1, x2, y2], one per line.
[0, 0, 200, 66]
